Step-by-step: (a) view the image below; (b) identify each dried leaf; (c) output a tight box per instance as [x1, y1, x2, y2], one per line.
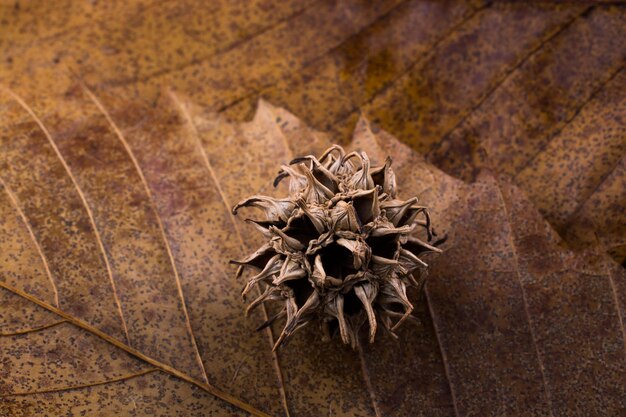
[1, 2, 622, 259]
[349, 117, 625, 416]
[1, 86, 623, 416]
[0, 2, 624, 416]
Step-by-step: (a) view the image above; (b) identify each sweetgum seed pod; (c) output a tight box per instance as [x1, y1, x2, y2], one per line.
[232, 145, 441, 350]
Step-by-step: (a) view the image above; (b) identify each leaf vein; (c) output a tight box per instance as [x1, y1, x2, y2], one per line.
[0, 86, 131, 345]
[493, 180, 555, 416]
[0, 320, 67, 337]
[0, 281, 271, 417]
[169, 91, 291, 417]
[435, 5, 590, 155]
[0, 369, 159, 397]
[0, 176, 59, 308]
[82, 84, 210, 385]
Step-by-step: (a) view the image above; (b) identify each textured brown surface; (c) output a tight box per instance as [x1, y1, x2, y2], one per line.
[1, 2, 624, 260]
[356, 126, 625, 416]
[1, 89, 624, 415]
[516, 69, 625, 261]
[1, 1, 625, 416]
[424, 4, 626, 261]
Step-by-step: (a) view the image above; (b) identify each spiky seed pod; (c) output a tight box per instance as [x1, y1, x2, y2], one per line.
[232, 145, 442, 350]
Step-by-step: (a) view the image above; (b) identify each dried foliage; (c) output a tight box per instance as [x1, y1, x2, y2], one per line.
[0, 1, 624, 417]
[1, 1, 624, 263]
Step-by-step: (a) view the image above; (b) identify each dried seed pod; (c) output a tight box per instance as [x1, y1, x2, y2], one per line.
[232, 145, 441, 349]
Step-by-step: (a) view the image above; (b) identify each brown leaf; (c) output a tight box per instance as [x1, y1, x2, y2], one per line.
[0, 2, 625, 416]
[424, 6, 625, 262]
[349, 119, 626, 416]
[1, 2, 623, 261]
[1, 84, 623, 416]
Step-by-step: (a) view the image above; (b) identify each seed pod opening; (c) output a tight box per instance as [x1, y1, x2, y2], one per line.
[233, 145, 441, 349]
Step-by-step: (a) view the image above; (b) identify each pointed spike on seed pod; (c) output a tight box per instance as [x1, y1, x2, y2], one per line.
[400, 206, 425, 228]
[235, 265, 245, 279]
[371, 187, 381, 218]
[273, 171, 289, 188]
[319, 144, 345, 164]
[386, 310, 421, 326]
[232, 195, 295, 222]
[343, 151, 374, 190]
[388, 276, 412, 306]
[312, 254, 327, 287]
[269, 225, 306, 251]
[371, 156, 397, 198]
[244, 218, 276, 239]
[273, 295, 299, 351]
[398, 248, 429, 273]
[289, 156, 311, 165]
[242, 254, 282, 296]
[275, 164, 309, 194]
[381, 278, 414, 332]
[295, 198, 327, 234]
[279, 164, 306, 180]
[406, 235, 443, 253]
[378, 282, 411, 317]
[236, 142, 441, 347]
[342, 150, 361, 165]
[289, 319, 314, 339]
[323, 154, 338, 171]
[378, 312, 401, 340]
[421, 209, 433, 241]
[351, 187, 380, 224]
[336, 237, 371, 270]
[230, 243, 276, 270]
[245, 286, 273, 316]
[290, 155, 341, 192]
[273, 259, 307, 285]
[257, 308, 286, 331]
[381, 197, 418, 226]
[331, 201, 361, 233]
[391, 302, 414, 333]
[290, 155, 332, 175]
[302, 169, 334, 203]
[370, 155, 392, 176]
[378, 300, 409, 333]
[355, 284, 378, 343]
[348, 152, 375, 190]
[369, 222, 415, 238]
[324, 153, 343, 175]
[323, 146, 350, 173]
[291, 291, 320, 329]
[338, 151, 362, 177]
[300, 291, 321, 316]
[370, 255, 399, 278]
[335, 294, 351, 346]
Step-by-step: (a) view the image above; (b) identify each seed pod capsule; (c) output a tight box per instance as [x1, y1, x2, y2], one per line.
[232, 145, 441, 350]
